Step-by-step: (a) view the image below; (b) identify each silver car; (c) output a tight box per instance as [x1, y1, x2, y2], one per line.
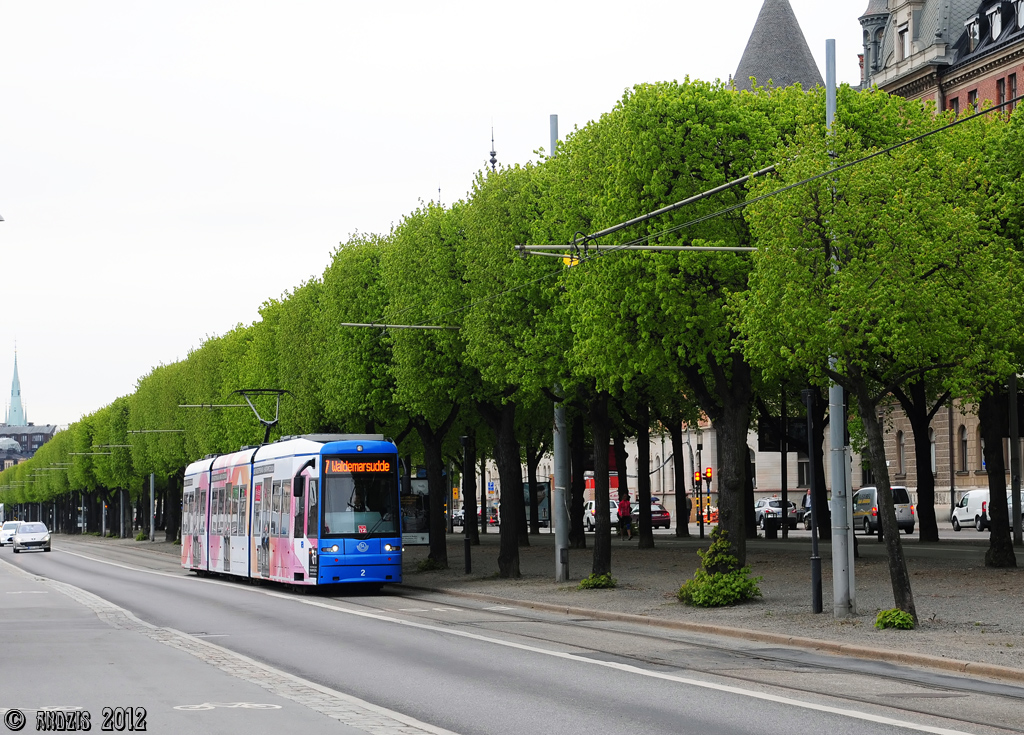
[0, 520, 21, 546]
[12, 521, 51, 553]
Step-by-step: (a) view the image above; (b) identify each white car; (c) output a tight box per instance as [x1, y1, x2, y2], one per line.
[0, 520, 21, 546]
[583, 499, 619, 531]
[11, 521, 51, 553]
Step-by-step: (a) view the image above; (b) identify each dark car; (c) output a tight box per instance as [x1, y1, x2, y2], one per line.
[630, 502, 671, 529]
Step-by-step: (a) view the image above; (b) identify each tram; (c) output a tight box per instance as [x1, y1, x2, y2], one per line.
[181, 434, 402, 588]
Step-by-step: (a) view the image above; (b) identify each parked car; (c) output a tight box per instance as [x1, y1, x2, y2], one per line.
[753, 497, 799, 530]
[853, 486, 914, 535]
[11, 521, 50, 553]
[631, 502, 671, 529]
[951, 490, 1024, 531]
[0, 520, 21, 546]
[583, 499, 619, 531]
[451, 508, 465, 527]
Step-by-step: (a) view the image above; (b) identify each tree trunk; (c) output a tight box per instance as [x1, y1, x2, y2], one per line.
[896, 381, 943, 542]
[569, 413, 587, 549]
[479, 400, 523, 578]
[668, 421, 690, 537]
[851, 367, 918, 622]
[165, 470, 183, 543]
[591, 393, 612, 576]
[415, 416, 457, 569]
[684, 351, 752, 565]
[811, 387, 831, 543]
[979, 389, 1017, 568]
[462, 435, 479, 545]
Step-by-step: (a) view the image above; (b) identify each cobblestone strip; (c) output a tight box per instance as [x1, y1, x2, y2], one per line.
[5, 564, 455, 735]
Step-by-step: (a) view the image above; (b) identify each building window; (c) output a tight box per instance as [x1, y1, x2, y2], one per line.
[929, 427, 937, 473]
[899, 26, 910, 59]
[897, 431, 906, 474]
[1018, 0, 1024, 28]
[979, 428, 986, 470]
[968, 89, 978, 111]
[950, 97, 960, 115]
[966, 18, 981, 52]
[999, 78, 1007, 108]
[959, 425, 969, 471]
[797, 452, 810, 488]
[989, 6, 1003, 40]
[1011, 74, 1018, 111]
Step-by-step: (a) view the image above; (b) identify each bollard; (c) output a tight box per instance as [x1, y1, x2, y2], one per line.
[464, 534, 471, 574]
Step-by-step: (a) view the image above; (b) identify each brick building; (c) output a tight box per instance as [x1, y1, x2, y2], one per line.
[861, 0, 1024, 115]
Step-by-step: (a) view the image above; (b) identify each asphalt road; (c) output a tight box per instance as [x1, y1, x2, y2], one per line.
[3, 542, 1021, 735]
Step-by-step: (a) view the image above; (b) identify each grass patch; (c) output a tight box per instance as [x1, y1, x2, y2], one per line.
[578, 573, 617, 590]
[875, 608, 915, 630]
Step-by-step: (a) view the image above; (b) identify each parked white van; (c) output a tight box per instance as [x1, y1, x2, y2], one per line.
[951, 490, 1024, 531]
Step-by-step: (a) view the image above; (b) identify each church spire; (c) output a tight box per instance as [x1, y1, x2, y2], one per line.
[7, 352, 26, 426]
[734, 0, 824, 92]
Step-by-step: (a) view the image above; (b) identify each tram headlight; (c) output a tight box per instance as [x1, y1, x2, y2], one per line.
[330, 544, 339, 553]
[384, 543, 402, 552]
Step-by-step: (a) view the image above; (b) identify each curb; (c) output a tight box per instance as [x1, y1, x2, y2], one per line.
[404, 584, 1024, 685]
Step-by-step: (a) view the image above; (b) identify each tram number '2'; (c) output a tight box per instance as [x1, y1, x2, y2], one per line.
[361, 569, 366, 576]
[101, 707, 147, 731]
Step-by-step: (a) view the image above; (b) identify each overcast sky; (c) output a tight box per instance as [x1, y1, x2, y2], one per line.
[1, 1, 867, 428]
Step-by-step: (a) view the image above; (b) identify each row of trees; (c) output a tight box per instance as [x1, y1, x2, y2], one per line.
[4, 79, 1023, 621]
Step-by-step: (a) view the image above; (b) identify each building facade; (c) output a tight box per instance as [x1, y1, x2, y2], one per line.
[861, 0, 1024, 115]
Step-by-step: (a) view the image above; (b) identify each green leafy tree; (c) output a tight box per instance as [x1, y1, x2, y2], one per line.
[383, 203, 471, 568]
[738, 95, 994, 620]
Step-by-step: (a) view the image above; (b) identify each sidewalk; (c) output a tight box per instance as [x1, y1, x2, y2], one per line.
[60, 530, 1024, 683]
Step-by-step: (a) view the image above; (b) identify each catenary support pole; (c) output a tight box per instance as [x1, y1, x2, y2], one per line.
[825, 39, 853, 618]
[1010, 374, 1022, 546]
[550, 115, 570, 583]
[554, 394, 570, 582]
[150, 473, 155, 543]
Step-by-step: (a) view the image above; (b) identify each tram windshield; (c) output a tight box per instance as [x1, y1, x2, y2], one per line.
[320, 454, 399, 538]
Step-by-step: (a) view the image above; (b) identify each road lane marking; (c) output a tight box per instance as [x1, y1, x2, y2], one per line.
[46, 546, 973, 735]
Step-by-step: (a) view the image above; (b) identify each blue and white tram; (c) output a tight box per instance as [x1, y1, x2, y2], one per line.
[181, 434, 402, 587]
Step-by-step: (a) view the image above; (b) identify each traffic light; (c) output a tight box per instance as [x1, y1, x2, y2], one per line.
[704, 467, 713, 486]
[693, 470, 701, 486]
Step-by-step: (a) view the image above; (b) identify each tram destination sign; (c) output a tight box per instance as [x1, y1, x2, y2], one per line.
[324, 458, 391, 474]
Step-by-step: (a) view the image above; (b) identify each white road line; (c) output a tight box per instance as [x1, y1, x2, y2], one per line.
[50, 547, 972, 735]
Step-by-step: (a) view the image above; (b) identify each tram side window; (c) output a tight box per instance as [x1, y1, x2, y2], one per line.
[237, 484, 248, 536]
[282, 480, 292, 537]
[294, 478, 305, 538]
[218, 486, 227, 535]
[306, 481, 318, 538]
[225, 482, 235, 534]
[198, 490, 207, 534]
[210, 488, 220, 535]
[253, 482, 262, 536]
[272, 481, 282, 537]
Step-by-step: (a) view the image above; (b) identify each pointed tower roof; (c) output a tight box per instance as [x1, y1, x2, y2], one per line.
[6, 353, 26, 426]
[734, 0, 824, 92]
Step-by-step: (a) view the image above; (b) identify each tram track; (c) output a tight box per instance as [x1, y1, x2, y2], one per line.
[353, 591, 1024, 735]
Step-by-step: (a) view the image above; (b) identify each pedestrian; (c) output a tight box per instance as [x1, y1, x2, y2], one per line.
[617, 493, 633, 540]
